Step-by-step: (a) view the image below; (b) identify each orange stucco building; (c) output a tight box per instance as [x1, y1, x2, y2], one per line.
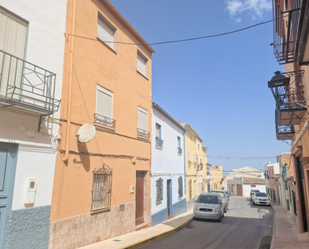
[49, 0, 155, 248]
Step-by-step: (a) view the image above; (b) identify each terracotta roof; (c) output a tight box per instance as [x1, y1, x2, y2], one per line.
[242, 177, 265, 185]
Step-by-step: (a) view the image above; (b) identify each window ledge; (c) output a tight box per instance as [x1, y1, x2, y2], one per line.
[90, 207, 110, 215]
[136, 70, 149, 80]
[156, 201, 162, 206]
[97, 37, 117, 54]
[156, 146, 163, 150]
[137, 135, 150, 141]
[94, 122, 116, 132]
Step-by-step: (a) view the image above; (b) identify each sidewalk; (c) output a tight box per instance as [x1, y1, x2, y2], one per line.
[78, 198, 196, 249]
[270, 202, 309, 249]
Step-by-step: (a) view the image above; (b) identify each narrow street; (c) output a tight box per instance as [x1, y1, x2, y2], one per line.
[139, 196, 273, 249]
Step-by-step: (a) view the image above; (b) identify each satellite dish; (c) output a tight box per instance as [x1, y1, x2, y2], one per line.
[77, 124, 96, 143]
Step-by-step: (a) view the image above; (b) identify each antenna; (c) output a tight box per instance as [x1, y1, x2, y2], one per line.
[77, 124, 96, 143]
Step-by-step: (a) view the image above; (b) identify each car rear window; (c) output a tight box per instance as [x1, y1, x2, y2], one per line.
[210, 191, 225, 198]
[198, 195, 219, 204]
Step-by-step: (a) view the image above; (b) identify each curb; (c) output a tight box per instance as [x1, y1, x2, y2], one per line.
[121, 217, 194, 249]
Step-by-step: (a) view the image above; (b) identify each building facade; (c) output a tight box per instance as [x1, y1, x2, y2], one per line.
[211, 165, 223, 190]
[269, 0, 309, 234]
[178, 121, 207, 200]
[151, 103, 186, 226]
[0, 1, 66, 248]
[49, 0, 155, 248]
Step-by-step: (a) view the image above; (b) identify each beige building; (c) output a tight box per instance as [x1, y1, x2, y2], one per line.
[211, 165, 223, 190]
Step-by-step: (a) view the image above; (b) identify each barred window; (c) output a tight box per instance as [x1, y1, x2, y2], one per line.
[91, 164, 113, 212]
[178, 176, 183, 198]
[156, 178, 163, 205]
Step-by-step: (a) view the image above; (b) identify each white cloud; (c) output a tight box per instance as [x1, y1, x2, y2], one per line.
[226, 0, 272, 20]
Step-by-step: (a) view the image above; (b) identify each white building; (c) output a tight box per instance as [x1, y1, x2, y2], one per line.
[151, 103, 187, 226]
[0, 1, 66, 248]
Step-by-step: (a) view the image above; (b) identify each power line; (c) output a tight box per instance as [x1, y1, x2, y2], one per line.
[66, 19, 272, 46]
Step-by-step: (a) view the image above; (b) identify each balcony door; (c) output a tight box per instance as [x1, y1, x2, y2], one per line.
[0, 7, 27, 98]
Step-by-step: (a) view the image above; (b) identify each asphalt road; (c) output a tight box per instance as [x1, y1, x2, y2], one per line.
[139, 196, 273, 249]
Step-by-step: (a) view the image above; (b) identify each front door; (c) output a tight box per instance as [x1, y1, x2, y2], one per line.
[0, 142, 18, 248]
[135, 171, 145, 226]
[167, 179, 172, 217]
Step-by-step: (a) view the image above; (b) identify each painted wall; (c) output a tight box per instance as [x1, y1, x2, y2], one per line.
[211, 165, 223, 190]
[242, 184, 266, 197]
[151, 106, 186, 225]
[50, 0, 154, 248]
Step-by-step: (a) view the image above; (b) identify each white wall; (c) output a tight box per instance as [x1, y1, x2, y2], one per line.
[0, 0, 67, 210]
[242, 184, 266, 196]
[151, 106, 185, 214]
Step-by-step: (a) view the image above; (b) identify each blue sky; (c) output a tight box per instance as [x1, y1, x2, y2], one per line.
[110, 0, 289, 173]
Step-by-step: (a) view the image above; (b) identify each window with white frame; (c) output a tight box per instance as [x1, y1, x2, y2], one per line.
[95, 85, 115, 128]
[177, 136, 182, 155]
[156, 178, 163, 205]
[137, 51, 148, 77]
[137, 107, 148, 138]
[0, 8, 27, 97]
[178, 176, 183, 198]
[97, 13, 116, 50]
[193, 153, 196, 167]
[155, 123, 163, 149]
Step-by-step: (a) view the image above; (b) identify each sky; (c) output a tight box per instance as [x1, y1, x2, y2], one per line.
[110, 0, 289, 173]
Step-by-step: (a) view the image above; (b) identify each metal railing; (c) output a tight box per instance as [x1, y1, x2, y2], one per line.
[155, 136, 163, 149]
[275, 109, 296, 140]
[177, 147, 182, 155]
[137, 128, 150, 139]
[0, 49, 60, 113]
[272, 0, 302, 64]
[94, 113, 116, 129]
[91, 164, 113, 212]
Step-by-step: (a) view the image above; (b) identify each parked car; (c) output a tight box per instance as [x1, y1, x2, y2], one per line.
[193, 193, 224, 222]
[224, 190, 229, 199]
[250, 189, 260, 201]
[210, 190, 229, 213]
[252, 192, 270, 206]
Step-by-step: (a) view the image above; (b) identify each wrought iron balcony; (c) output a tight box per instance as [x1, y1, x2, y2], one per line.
[177, 147, 182, 155]
[94, 113, 116, 129]
[137, 128, 149, 139]
[188, 160, 192, 167]
[0, 49, 60, 116]
[197, 163, 203, 171]
[155, 136, 163, 149]
[272, 0, 303, 64]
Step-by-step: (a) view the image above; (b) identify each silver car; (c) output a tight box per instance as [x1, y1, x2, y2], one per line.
[252, 192, 271, 206]
[193, 193, 224, 222]
[210, 190, 229, 213]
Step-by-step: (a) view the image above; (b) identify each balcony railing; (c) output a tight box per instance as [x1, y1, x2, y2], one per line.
[177, 147, 182, 155]
[0, 49, 60, 115]
[137, 128, 149, 139]
[94, 113, 116, 129]
[155, 136, 163, 149]
[275, 109, 296, 140]
[272, 0, 302, 64]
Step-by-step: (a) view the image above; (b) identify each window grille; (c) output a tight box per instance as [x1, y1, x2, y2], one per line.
[156, 178, 163, 205]
[178, 176, 183, 198]
[91, 164, 113, 212]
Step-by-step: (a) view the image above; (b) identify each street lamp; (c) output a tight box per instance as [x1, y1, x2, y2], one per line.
[268, 71, 290, 88]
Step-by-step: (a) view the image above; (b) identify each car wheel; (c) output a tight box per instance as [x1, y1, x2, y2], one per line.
[253, 201, 255, 205]
[224, 207, 227, 213]
[218, 213, 222, 222]
[222, 212, 224, 217]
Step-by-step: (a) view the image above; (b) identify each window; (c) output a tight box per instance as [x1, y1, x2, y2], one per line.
[137, 51, 148, 77]
[94, 85, 115, 129]
[137, 107, 148, 138]
[156, 178, 163, 205]
[97, 13, 116, 50]
[193, 153, 196, 167]
[177, 136, 182, 155]
[155, 123, 163, 149]
[0, 8, 27, 97]
[178, 176, 183, 198]
[91, 164, 112, 211]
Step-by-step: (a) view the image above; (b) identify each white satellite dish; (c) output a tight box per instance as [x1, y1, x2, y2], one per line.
[77, 123, 96, 143]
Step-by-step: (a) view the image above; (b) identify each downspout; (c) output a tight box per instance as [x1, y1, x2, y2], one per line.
[291, 120, 309, 151]
[63, 0, 76, 162]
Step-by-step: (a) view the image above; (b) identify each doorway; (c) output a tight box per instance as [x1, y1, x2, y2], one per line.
[167, 179, 173, 218]
[0, 142, 18, 248]
[296, 156, 308, 232]
[135, 171, 146, 226]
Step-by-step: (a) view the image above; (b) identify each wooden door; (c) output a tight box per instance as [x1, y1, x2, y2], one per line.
[236, 184, 243, 196]
[135, 171, 145, 226]
[0, 142, 18, 248]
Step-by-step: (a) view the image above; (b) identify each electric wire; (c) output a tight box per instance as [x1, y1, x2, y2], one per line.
[66, 19, 273, 46]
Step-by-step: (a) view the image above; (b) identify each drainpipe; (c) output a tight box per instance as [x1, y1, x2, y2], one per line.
[63, 0, 76, 162]
[291, 120, 309, 151]
[183, 130, 186, 201]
